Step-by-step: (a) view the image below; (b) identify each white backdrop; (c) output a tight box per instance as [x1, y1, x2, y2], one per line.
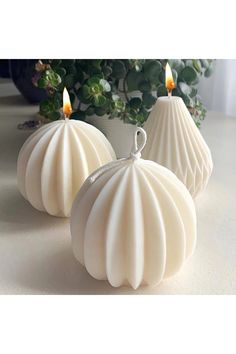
[198, 59, 236, 117]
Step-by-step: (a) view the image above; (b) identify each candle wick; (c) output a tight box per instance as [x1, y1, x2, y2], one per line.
[168, 90, 172, 99]
[130, 127, 147, 159]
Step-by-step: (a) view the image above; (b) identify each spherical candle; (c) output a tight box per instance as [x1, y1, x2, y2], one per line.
[142, 96, 213, 197]
[17, 118, 116, 217]
[71, 128, 197, 289]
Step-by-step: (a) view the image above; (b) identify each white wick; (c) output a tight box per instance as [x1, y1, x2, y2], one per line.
[130, 127, 147, 159]
[88, 127, 147, 186]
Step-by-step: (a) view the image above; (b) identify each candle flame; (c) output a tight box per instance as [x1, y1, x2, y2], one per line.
[63, 87, 72, 118]
[165, 62, 175, 94]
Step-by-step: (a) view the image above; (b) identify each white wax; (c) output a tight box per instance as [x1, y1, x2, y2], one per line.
[71, 128, 197, 289]
[17, 119, 116, 217]
[142, 96, 213, 197]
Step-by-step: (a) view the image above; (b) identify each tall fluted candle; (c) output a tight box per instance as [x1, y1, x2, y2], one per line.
[142, 63, 213, 197]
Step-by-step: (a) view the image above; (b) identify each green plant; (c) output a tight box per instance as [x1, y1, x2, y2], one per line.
[33, 59, 214, 127]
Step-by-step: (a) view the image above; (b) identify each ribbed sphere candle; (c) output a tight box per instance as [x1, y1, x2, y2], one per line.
[142, 97, 213, 198]
[71, 128, 197, 289]
[17, 119, 116, 217]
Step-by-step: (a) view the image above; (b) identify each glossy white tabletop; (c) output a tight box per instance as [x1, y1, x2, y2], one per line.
[0, 79, 235, 294]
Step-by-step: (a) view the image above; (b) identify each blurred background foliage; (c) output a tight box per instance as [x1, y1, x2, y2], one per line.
[33, 59, 214, 128]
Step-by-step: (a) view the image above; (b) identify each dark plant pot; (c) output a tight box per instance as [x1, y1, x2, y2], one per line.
[9, 59, 47, 104]
[0, 60, 10, 78]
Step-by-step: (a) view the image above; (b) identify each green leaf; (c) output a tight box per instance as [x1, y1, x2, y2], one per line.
[78, 87, 92, 104]
[192, 59, 202, 73]
[91, 83, 103, 95]
[172, 87, 182, 97]
[139, 107, 150, 120]
[157, 84, 167, 97]
[82, 85, 91, 99]
[189, 87, 198, 98]
[102, 65, 112, 76]
[181, 94, 194, 107]
[40, 98, 54, 115]
[184, 60, 194, 68]
[99, 79, 111, 92]
[179, 82, 191, 96]
[53, 92, 62, 109]
[204, 65, 213, 77]
[142, 92, 156, 108]
[87, 76, 101, 86]
[112, 94, 120, 101]
[172, 69, 178, 85]
[136, 114, 145, 124]
[112, 98, 125, 112]
[54, 67, 66, 78]
[75, 68, 84, 83]
[158, 70, 165, 84]
[143, 60, 162, 83]
[129, 59, 145, 72]
[66, 65, 77, 76]
[95, 106, 107, 116]
[200, 59, 210, 69]
[192, 76, 200, 85]
[129, 97, 142, 110]
[112, 60, 127, 79]
[94, 95, 107, 107]
[69, 92, 76, 105]
[88, 65, 103, 76]
[45, 69, 61, 87]
[138, 80, 151, 92]
[64, 74, 75, 89]
[48, 111, 61, 121]
[179, 66, 197, 84]
[127, 71, 145, 91]
[168, 59, 184, 73]
[37, 78, 47, 88]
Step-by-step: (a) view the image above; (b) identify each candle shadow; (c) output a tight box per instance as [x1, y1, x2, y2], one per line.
[8, 244, 151, 294]
[7, 241, 179, 295]
[0, 122, 33, 181]
[0, 183, 67, 234]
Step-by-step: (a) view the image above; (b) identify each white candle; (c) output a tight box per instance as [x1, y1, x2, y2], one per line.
[71, 128, 197, 289]
[142, 64, 213, 197]
[17, 88, 116, 217]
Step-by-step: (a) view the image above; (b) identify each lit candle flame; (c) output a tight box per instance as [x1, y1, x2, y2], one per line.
[165, 62, 175, 96]
[63, 87, 72, 118]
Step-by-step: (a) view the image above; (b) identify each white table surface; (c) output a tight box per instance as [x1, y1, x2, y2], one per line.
[0, 79, 235, 295]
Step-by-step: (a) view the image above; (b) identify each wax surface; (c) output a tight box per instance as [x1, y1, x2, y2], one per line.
[142, 97, 213, 197]
[71, 154, 197, 289]
[17, 119, 116, 217]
